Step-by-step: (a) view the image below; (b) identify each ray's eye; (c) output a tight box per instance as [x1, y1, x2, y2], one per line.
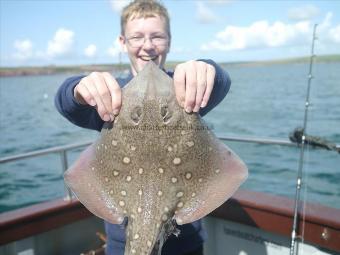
[131, 106, 142, 124]
[161, 105, 172, 123]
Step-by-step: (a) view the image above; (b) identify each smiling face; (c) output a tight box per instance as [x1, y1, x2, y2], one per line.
[120, 16, 170, 76]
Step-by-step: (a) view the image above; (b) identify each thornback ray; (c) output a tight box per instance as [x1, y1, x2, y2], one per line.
[64, 61, 248, 255]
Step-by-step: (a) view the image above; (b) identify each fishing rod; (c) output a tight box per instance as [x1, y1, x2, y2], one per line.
[289, 24, 318, 255]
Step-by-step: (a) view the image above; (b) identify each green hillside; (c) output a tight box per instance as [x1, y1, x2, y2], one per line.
[1, 55, 339, 77]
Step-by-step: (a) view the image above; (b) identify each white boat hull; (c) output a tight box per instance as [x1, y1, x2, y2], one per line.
[204, 217, 334, 255]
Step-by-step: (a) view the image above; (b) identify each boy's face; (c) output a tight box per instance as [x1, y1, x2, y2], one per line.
[120, 16, 170, 76]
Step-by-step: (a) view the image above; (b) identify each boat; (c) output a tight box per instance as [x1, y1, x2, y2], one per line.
[0, 136, 339, 255]
[1, 24, 339, 255]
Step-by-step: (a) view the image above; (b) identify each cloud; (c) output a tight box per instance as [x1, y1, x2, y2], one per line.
[329, 24, 340, 43]
[210, 0, 232, 4]
[288, 5, 320, 21]
[201, 11, 340, 53]
[110, 0, 130, 13]
[47, 28, 74, 58]
[196, 2, 217, 24]
[313, 12, 340, 44]
[84, 44, 97, 57]
[107, 37, 121, 57]
[13, 39, 33, 60]
[201, 20, 311, 51]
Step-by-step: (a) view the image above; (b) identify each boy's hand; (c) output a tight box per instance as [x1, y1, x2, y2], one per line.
[74, 72, 122, 122]
[174, 60, 216, 113]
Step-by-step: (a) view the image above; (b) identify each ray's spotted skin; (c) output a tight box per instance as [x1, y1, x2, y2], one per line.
[64, 62, 248, 255]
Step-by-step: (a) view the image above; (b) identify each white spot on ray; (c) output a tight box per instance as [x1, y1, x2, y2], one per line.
[130, 145, 136, 151]
[173, 157, 181, 165]
[186, 141, 194, 147]
[162, 214, 168, 221]
[138, 189, 143, 196]
[121, 190, 127, 196]
[164, 206, 169, 212]
[123, 157, 130, 164]
[215, 169, 220, 174]
[157, 190, 163, 196]
[126, 175, 132, 182]
[177, 201, 184, 208]
[171, 177, 178, 183]
[167, 146, 173, 152]
[147, 240, 152, 247]
[104, 177, 109, 182]
[192, 192, 196, 197]
[176, 191, 184, 198]
[138, 168, 143, 174]
[131, 248, 136, 254]
[119, 200, 125, 207]
[134, 233, 139, 239]
[198, 178, 203, 183]
[113, 170, 119, 176]
[137, 207, 142, 213]
[112, 140, 118, 146]
[185, 172, 192, 180]
[158, 168, 164, 174]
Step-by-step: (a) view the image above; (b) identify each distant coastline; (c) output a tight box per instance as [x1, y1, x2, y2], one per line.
[1, 54, 339, 77]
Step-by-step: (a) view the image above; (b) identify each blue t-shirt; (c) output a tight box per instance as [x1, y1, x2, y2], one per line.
[55, 60, 231, 255]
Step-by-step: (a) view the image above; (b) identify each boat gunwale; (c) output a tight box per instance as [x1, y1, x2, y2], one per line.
[0, 190, 339, 252]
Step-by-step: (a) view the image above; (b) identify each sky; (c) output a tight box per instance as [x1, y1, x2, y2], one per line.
[1, 0, 339, 67]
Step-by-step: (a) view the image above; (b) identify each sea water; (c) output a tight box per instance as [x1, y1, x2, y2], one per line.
[0, 62, 339, 213]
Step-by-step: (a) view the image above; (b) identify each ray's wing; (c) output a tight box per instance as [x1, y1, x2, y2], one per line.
[172, 116, 248, 225]
[64, 122, 140, 224]
[64, 141, 125, 224]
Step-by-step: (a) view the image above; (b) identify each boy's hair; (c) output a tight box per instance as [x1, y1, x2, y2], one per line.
[121, 0, 171, 38]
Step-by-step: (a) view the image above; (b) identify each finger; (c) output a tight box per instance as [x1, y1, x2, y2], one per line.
[173, 64, 186, 107]
[201, 64, 215, 108]
[75, 82, 95, 106]
[184, 62, 197, 113]
[193, 62, 207, 112]
[102, 72, 122, 116]
[92, 73, 113, 119]
[84, 76, 111, 122]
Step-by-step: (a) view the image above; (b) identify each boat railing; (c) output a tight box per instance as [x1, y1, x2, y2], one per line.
[1, 135, 340, 252]
[0, 134, 339, 200]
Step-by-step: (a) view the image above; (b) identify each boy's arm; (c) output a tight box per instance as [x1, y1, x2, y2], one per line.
[198, 59, 231, 116]
[54, 75, 104, 131]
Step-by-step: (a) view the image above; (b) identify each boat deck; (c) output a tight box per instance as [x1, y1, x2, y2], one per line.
[0, 190, 339, 255]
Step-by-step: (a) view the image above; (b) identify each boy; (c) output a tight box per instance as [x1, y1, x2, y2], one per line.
[55, 1, 231, 254]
